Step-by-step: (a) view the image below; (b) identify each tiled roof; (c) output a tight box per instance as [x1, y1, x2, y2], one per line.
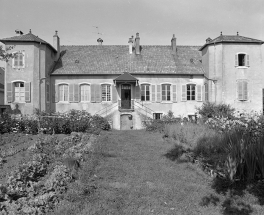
[52, 45, 203, 75]
[0, 33, 57, 52]
[200, 35, 264, 51]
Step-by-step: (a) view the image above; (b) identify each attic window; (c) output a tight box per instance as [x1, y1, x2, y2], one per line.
[75, 60, 79, 63]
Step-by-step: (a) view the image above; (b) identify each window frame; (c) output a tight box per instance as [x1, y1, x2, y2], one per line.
[12, 51, 25, 69]
[79, 83, 90, 102]
[101, 84, 111, 102]
[141, 84, 151, 101]
[236, 52, 249, 68]
[58, 83, 69, 102]
[13, 81, 25, 102]
[161, 84, 171, 102]
[153, 113, 163, 120]
[187, 84, 196, 101]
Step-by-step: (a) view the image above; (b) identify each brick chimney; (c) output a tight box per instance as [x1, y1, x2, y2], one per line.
[53, 30, 60, 60]
[97, 38, 103, 45]
[128, 36, 133, 54]
[171, 34, 176, 53]
[135, 33, 140, 55]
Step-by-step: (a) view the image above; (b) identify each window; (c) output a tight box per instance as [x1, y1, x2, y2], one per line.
[13, 51, 25, 68]
[80, 84, 90, 102]
[153, 113, 163, 120]
[14, 82, 25, 102]
[141, 84, 150, 101]
[237, 80, 248, 101]
[238, 54, 246, 66]
[204, 83, 209, 101]
[162, 84, 171, 101]
[46, 83, 50, 102]
[101, 84, 111, 101]
[187, 84, 195, 100]
[59, 84, 69, 101]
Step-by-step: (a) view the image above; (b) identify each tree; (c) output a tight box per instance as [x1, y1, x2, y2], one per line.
[0, 45, 15, 62]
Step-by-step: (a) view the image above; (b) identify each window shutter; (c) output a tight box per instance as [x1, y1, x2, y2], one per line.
[112, 85, 117, 102]
[235, 54, 238, 67]
[69, 84, 74, 102]
[172, 84, 177, 102]
[73, 84, 79, 102]
[246, 55, 249, 67]
[181, 85, 187, 101]
[151, 85, 156, 102]
[205, 83, 208, 101]
[53, 84, 59, 103]
[24, 82, 31, 102]
[237, 81, 243, 100]
[156, 85, 161, 102]
[196, 85, 202, 101]
[135, 85, 140, 101]
[243, 81, 248, 100]
[91, 84, 95, 102]
[202, 85, 205, 102]
[95, 84, 101, 103]
[6, 82, 13, 103]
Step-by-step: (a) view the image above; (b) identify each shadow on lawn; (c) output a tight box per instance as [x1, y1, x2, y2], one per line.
[201, 177, 264, 215]
[163, 144, 185, 161]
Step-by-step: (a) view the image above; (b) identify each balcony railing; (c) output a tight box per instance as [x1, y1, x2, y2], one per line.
[118, 100, 134, 110]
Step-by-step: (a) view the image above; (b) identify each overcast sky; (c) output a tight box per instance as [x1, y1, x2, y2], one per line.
[0, 0, 263, 47]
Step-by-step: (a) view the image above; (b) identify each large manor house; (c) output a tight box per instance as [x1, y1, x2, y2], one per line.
[1, 30, 264, 129]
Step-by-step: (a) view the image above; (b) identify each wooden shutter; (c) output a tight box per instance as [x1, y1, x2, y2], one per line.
[205, 83, 208, 101]
[181, 85, 187, 101]
[135, 85, 140, 101]
[196, 85, 202, 101]
[246, 54, 249, 67]
[156, 85, 161, 102]
[53, 84, 59, 103]
[237, 81, 243, 100]
[172, 84, 177, 102]
[112, 85, 117, 102]
[91, 84, 95, 102]
[151, 85, 155, 102]
[202, 85, 205, 102]
[25, 82, 31, 102]
[6, 82, 13, 103]
[243, 81, 248, 100]
[95, 84, 101, 103]
[73, 84, 79, 102]
[69, 84, 74, 102]
[235, 54, 238, 67]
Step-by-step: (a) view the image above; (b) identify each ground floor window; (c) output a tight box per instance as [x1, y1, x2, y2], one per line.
[59, 84, 69, 101]
[80, 84, 90, 101]
[141, 84, 150, 101]
[102, 84, 111, 101]
[187, 84, 195, 100]
[162, 84, 171, 101]
[237, 80, 248, 101]
[14, 82, 25, 102]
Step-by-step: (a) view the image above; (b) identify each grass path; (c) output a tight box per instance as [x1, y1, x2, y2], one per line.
[89, 130, 223, 215]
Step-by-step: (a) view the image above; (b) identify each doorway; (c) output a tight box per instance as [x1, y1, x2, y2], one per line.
[121, 84, 131, 109]
[120, 114, 133, 130]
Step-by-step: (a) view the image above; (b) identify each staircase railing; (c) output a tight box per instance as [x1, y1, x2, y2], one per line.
[118, 100, 135, 111]
[94, 103, 118, 117]
[134, 100, 155, 120]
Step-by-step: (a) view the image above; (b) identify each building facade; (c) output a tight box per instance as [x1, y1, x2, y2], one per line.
[1, 30, 264, 129]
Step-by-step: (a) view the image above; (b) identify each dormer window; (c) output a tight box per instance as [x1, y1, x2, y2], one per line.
[235, 53, 249, 67]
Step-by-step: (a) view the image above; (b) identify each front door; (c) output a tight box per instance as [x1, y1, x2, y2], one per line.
[121, 84, 131, 109]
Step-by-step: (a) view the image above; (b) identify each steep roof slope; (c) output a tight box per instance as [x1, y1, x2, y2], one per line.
[52, 45, 203, 75]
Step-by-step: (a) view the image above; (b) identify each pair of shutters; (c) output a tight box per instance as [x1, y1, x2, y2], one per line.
[237, 80, 248, 101]
[53, 84, 118, 103]
[235, 54, 249, 67]
[6, 82, 31, 103]
[181, 84, 203, 102]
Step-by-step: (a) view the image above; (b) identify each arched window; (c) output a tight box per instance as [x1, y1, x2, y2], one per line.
[162, 84, 171, 101]
[59, 84, 69, 101]
[141, 84, 150, 101]
[80, 84, 90, 102]
[101, 84, 111, 101]
[14, 82, 25, 102]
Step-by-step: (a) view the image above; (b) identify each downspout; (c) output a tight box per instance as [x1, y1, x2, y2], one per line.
[39, 42, 41, 112]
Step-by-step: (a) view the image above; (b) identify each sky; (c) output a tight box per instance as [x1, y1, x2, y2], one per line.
[0, 0, 263, 49]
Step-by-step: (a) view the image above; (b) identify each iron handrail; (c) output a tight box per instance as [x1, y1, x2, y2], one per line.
[94, 103, 118, 116]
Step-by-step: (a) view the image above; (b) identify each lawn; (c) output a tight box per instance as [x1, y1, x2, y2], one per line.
[53, 130, 264, 215]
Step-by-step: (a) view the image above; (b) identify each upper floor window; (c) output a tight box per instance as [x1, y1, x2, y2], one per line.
[162, 84, 171, 101]
[14, 82, 25, 102]
[59, 84, 69, 102]
[101, 84, 111, 101]
[235, 53, 249, 67]
[237, 80, 248, 101]
[187, 84, 195, 100]
[141, 84, 150, 101]
[12, 51, 25, 68]
[80, 84, 90, 102]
